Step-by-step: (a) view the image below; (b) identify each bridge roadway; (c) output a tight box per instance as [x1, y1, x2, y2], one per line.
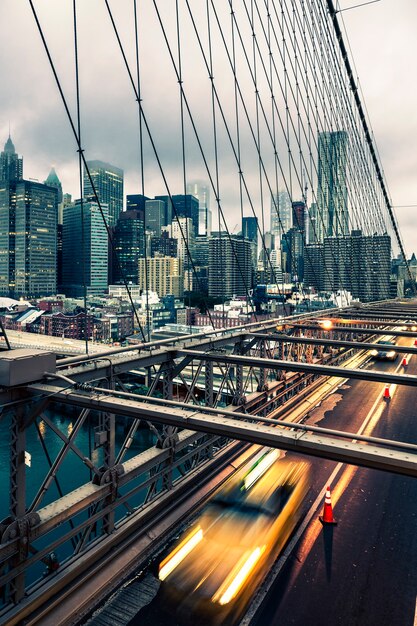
[107, 336, 417, 626]
[1, 329, 111, 355]
[249, 336, 417, 626]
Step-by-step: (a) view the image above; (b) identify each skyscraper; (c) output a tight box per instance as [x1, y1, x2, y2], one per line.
[317, 131, 348, 241]
[62, 199, 109, 296]
[209, 234, 252, 298]
[271, 191, 292, 247]
[145, 199, 167, 236]
[151, 231, 178, 258]
[0, 180, 57, 297]
[154, 195, 173, 225]
[303, 231, 391, 303]
[112, 210, 145, 284]
[242, 216, 258, 243]
[283, 227, 304, 281]
[0, 134, 23, 182]
[44, 167, 63, 204]
[242, 216, 258, 287]
[126, 194, 149, 214]
[83, 160, 123, 227]
[303, 244, 323, 291]
[351, 232, 391, 302]
[292, 201, 306, 234]
[322, 236, 350, 293]
[171, 217, 195, 267]
[186, 182, 211, 236]
[45, 167, 64, 289]
[306, 202, 318, 244]
[171, 194, 200, 238]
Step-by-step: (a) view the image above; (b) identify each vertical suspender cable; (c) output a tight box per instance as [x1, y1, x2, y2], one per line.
[133, 0, 151, 341]
[73, 0, 88, 355]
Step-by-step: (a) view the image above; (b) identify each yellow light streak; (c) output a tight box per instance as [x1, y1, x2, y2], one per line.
[243, 450, 279, 490]
[159, 527, 203, 581]
[215, 546, 266, 605]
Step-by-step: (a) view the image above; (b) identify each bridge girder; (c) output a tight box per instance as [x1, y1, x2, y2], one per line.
[28, 383, 417, 479]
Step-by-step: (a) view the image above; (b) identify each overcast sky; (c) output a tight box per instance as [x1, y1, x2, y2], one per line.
[1, 0, 416, 256]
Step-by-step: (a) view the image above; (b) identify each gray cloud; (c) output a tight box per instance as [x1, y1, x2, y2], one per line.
[1, 0, 416, 255]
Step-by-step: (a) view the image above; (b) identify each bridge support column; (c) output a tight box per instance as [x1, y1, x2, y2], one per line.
[101, 376, 116, 535]
[205, 360, 214, 407]
[305, 330, 313, 364]
[162, 360, 174, 401]
[7, 405, 26, 603]
[233, 341, 245, 406]
[257, 340, 267, 392]
[276, 342, 285, 381]
[160, 359, 177, 490]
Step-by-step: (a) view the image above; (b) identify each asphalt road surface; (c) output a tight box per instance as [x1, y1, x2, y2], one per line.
[126, 339, 417, 626]
[253, 338, 417, 626]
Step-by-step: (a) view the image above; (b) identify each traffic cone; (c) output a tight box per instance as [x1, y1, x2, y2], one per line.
[319, 486, 337, 525]
[402, 356, 408, 367]
[383, 384, 391, 400]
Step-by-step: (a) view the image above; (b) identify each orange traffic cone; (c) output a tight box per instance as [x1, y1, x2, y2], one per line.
[402, 356, 408, 367]
[384, 384, 391, 400]
[319, 486, 337, 525]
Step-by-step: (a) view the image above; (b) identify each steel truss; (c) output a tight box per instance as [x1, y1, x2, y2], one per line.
[1, 301, 417, 620]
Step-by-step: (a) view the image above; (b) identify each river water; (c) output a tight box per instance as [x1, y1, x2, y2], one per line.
[0, 405, 156, 590]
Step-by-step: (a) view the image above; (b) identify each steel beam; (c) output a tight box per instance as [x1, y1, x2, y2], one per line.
[177, 350, 417, 387]
[251, 333, 417, 355]
[285, 324, 417, 338]
[25, 385, 417, 478]
[336, 313, 417, 323]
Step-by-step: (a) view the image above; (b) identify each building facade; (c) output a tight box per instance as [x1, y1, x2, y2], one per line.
[208, 234, 252, 298]
[171, 194, 200, 237]
[62, 199, 109, 296]
[0, 135, 23, 183]
[186, 181, 211, 236]
[83, 160, 123, 227]
[292, 201, 306, 234]
[145, 199, 167, 236]
[271, 191, 292, 247]
[112, 209, 145, 284]
[126, 194, 148, 214]
[171, 217, 195, 267]
[151, 231, 178, 258]
[0, 180, 57, 297]
[303, 231, 391, 302]
[317, 131, 349, 241]
[138, 255, 183, 297]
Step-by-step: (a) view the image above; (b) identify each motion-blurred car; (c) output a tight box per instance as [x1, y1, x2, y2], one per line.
[370, 340, 397, 361]
[158, 449, 311, 624]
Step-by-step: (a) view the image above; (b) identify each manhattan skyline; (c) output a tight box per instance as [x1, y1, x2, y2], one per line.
[0, 1, 415, 256]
